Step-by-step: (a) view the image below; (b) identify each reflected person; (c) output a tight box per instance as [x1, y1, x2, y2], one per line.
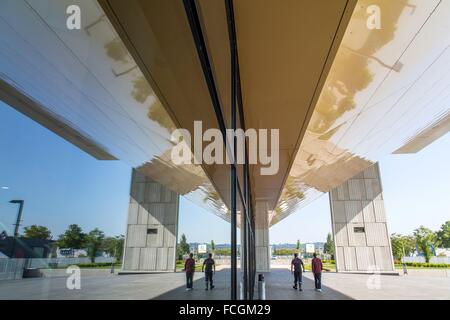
[202, 253, 216, 290]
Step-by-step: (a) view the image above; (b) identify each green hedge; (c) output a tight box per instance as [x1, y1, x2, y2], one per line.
[53, 262, 121, 269]
[78, 262, 121, 268]
[322, 259, 335, 264]
[401, 262, 450, 268]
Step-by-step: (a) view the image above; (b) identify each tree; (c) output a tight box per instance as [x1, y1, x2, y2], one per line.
[413, 226, 436, 263]
[324, 233, 335, 259]
[390, 233, 416, 260]
[85, 228, 105, 263]
[296, 239, 301, 250]
[22, 225, 52, 240]
[436, 221, 450, 248]
[210, 240, 215, 252]
[177, 234, 190, 260]
[103, 235, 125, 262]
[57, 224, 86, 249]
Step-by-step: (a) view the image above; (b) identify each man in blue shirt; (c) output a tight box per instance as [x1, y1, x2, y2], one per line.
[202, 253, 216, 290]
[291, 253, 305, 291]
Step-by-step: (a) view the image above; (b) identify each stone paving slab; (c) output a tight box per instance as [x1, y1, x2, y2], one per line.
[0, 268, 449, 300]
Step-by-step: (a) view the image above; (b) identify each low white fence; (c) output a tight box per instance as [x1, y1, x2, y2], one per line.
[0, 259, 26, 280]
[402, 256, 450, 264]
[0, 257, 116, 281]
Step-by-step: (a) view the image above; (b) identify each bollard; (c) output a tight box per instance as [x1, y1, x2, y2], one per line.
[258, 274, 266, 300]
[240, 280, 244, 300]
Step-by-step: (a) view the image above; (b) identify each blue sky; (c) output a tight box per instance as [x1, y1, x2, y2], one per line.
[0, 101, 448, 243]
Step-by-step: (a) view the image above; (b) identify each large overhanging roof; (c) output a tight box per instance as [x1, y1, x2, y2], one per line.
[98, 0, 357, 224]
[1, 0, 449, 227]
[270, 0, 450, 225]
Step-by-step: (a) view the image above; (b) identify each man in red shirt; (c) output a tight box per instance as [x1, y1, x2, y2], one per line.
[184, 253, 195, 291]
[311, 253, 323, 292]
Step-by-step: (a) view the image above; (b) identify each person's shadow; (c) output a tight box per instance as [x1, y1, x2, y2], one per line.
[154, 268, 352, 300]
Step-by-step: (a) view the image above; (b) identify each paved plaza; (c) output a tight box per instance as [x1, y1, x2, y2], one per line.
[0, 268, 449, 300]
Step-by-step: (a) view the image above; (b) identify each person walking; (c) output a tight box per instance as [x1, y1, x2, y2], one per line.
[184, 253, 195, 291]
[311, 253, 323, 292]
[291, 253, 305, 291]
[202, 253, 216, 290]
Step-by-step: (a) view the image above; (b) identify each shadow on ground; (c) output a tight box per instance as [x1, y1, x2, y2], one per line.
[153, 269, 352, 300]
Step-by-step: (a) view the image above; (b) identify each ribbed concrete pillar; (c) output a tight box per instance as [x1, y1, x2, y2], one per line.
[255, 201, 270, 272]
[329, 162, 395, 273]
[122, 169, 179, 272]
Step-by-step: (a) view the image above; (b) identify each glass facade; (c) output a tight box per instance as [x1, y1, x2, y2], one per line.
[183, 0, 256, 299]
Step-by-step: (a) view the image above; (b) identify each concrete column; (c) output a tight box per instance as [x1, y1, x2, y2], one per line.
[329, 162, 395, 273]
[122, 169, 179, 272]
[255, 201, 271, 272]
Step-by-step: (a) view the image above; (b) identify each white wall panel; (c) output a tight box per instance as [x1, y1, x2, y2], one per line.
[146, 224, 164, 247]
[156, 247, 168, 270]
[130, 182, 145, 203]
[343, 246, 356, 271]
[374, 246, 393, 271]
[336, 247, 345, 271]
[127, 225, 147, 247]
[139, 247, 157, 270]
[167, 247, 176, 269]
[348, 179, 364, 200]
[163, 224, 177, 247]
[348, 224, 367, 247]
[345, 201, 363, 223]
[330, 188, 339, 201]
[128, 202, 139, 225]
[362, 200, 375, 222]
[332, 201, 346, 223]
[163, 204, 178, 224]
[334, 223, 348, 246]
[365, 179, 381, 200]
[330, 163, 394, 272]
[145, 182, 161, 203]
[363, 165, 377, 179]
[373, 200, 386, 222]
[147, 203, 166, 224]
[337, 182, 349, 200]
[123, 247, 140, 270]
[366, 223, 388, 246]
[356, 247, 375, 271]
[161, 187, 174, 203]
[137, 206, 149, 225]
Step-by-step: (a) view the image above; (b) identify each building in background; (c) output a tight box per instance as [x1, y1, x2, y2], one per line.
[0, 237, 54, 259]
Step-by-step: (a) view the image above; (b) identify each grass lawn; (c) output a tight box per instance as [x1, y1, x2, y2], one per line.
[176, 262, 204, 272]
[305, 263, 336, 271]
[53, 263, 122, 269]
[303, 263, 336, 272]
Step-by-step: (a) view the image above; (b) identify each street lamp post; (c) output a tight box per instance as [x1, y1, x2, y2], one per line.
[110, 247, 116, 274]
[9, 200, 24, 258]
